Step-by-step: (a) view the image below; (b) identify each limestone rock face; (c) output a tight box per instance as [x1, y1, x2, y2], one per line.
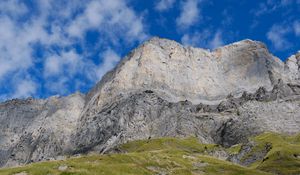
[0, 93, 85, 167]
[285, 51, 300, 81]
[73, 81, 300, 153]
[86, 38, 295, 107]
[73, 38, 300, 155]
[0, 37, 300, 168]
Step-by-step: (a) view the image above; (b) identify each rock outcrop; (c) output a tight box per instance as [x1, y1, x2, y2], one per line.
[86, 38, 299, 106]
[0, 37, 300, 168]
[0, 93, 85, 167]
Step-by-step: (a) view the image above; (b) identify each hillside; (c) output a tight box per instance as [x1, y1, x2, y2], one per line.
[0, 38, 300, 174]
[0, 133, 299, 175]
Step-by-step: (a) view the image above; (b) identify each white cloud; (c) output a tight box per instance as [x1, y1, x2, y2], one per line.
[95, 49, 121, 79]
[0, 17, 34, 79]
[252, 0, 297, 16]
[44, 50, 81, 77]
[208, 31, 224, 49]
[294, 21, 300, 36]
[181, 30, 209, 46]
[45, 76, 69, 95]
[44, 55, 61, 76]
[221, 9, 233, 26]
[0, 0, 147, 100]
[0, 3, 54, 98]
[155, 0, 176, 11]
[0, 76, 38, 100]
[0, 0, 28, 18]
[12, 79, 38, 98]
[176, 0, 201, 29]
[68, 0, 147, 42]
[43, 47, 122, 94]
[181, 30, 224, 50]
[43, 47, 121, 95]
[267, 24, 291, 50]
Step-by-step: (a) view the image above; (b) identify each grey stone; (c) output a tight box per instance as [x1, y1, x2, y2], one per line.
[58, 165, 68, 171]
[13, 172, 28, 175]
[0, 38, 300, 168]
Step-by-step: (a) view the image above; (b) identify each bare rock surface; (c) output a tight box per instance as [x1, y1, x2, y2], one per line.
[0, 93, 85, 167]
[0, 37, 300, 168]
[86, 38, 298, 107]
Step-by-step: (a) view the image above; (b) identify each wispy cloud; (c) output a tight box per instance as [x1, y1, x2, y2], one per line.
[252, 0, 295, 16]
[0, 0, 28, 18]
[176, 0, 201, 29]
[0, 0, 299, 101]
[155, 0, 176, 11]
[181, 30, 224, 49]
[68, 0, 147, 42]
[0, 0, 147, 100]
[267, 24, 291, 50]
[294, 21, 300, 36]
[44, 50, 82, 78]
[95, 49, 121, 79]
[12, 78, 38, 99]
[209, 31, 224, 49]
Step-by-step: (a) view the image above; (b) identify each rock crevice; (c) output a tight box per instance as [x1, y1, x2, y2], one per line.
[0, 38, 300, 168]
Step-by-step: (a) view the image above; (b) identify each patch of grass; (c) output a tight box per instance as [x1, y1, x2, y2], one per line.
[0, 135, 298, 175]
[249, 133, 300, 175]
[0, 137, 265, 175]
[197, 155, 270, 175]
[119, 137, 219, 153]
[226, 144, 242, 155]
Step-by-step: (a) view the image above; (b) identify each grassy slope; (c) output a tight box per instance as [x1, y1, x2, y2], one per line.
[0, 134, 299, 175]
[247, 133, 300, 175]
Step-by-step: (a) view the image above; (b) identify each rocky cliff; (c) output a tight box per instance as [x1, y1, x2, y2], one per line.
[0, 37, 300, 168]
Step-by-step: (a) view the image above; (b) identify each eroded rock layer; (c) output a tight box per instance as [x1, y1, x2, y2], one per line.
[0, 38, 300, 167]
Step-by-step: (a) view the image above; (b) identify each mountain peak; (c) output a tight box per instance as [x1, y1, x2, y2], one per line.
[144, 37, 266, 52]
[86, 38, 297, 108]
[1, 38, 300, 169]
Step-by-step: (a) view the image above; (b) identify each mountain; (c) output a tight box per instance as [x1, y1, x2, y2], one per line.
[1, 133, 299, 175]
[0, 37, 300, 173]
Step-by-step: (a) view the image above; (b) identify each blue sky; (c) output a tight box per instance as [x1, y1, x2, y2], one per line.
[0, 0, 300, 101]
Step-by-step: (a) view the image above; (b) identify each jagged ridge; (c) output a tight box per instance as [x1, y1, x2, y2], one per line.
[0, 37, 300, 169]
